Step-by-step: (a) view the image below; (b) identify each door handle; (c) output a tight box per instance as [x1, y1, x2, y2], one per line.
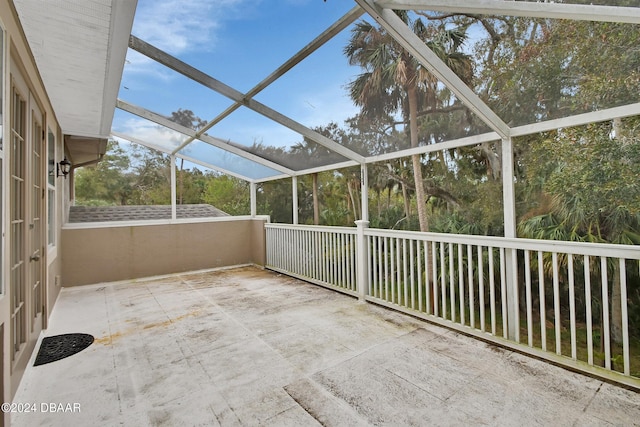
[30, 254, 40, 262]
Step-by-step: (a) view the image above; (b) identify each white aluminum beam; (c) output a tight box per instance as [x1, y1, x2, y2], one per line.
[501, 136, 519, 340]
[355, 0, 511, 139]
[292, 176, 299, 225]
[116, 99, 294, 176]
[250, 182, 257, 217]
[129, 36, 366, 163]
[254, 160, 360, 184]
[361, 163, 369, 222]
[366, 131, 500, 164]
[511, 103, 640, 137]
[170, 155, 177, 220]
[376, 0, 640, 24]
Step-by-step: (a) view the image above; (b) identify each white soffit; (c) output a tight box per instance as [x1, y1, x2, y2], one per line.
[13, 0, 136, 138]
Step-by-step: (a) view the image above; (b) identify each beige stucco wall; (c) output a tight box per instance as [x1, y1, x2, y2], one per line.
[61, 218, 268, 287]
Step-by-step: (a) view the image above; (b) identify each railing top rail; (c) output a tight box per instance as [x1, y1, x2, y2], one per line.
[364, 227, 640, 259]
[265, 223, 357, 234]
[264, 223, 639, 259]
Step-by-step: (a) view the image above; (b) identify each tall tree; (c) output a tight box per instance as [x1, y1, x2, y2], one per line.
[75, 140, 133, 205]
[290, 123, 348, 225]
[169, 109, 207, 204]
[345, 13, 471, 232]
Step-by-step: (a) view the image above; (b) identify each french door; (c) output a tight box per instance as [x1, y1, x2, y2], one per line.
[10, 68, 45, 368]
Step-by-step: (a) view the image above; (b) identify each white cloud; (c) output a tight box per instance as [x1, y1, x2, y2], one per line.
[116, 117, 187, 152]
[132, 0, 248, 55]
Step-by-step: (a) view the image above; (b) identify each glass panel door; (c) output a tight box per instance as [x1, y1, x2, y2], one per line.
[10, 81, 26, 360]
[30, 101, 43, 327]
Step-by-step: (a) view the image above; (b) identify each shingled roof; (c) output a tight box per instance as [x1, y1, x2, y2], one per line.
[68, 204, 229, 223]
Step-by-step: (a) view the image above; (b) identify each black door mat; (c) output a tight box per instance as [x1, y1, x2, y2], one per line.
[34, 333, 94, 366]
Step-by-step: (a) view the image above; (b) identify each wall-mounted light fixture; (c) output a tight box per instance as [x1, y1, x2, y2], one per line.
[57, 158, 71, 178]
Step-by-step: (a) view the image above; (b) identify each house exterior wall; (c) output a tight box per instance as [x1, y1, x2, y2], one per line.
[0, 0, 66, 417]
[61, 217, 268, 287]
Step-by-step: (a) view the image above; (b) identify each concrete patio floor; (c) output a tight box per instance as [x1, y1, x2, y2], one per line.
[12, 265, 640, 426]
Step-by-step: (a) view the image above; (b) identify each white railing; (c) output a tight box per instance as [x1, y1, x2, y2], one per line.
[265, 224, 358, 296]
[265, 222, 640, 386]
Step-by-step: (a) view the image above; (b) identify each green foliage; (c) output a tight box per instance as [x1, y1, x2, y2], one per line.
[75, 141, 133, 205]
[519, 120, 640, 244]
[202, 175, 249, 215]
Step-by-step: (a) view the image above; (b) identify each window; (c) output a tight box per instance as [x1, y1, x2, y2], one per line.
[47, 128, 55, 247]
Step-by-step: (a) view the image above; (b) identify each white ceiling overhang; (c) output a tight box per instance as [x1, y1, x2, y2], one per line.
[13, 0, 137, 139]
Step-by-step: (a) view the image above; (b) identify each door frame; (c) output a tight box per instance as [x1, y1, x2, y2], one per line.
[9, 63, 46, 375]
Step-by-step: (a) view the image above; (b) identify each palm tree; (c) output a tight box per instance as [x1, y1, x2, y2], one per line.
[344, 13, 472, 232]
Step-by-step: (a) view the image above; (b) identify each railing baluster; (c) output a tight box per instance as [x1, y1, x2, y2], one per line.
[458, 243, 465, 326]
[552, 252, 561, 355]
[389, 239, 396, 303]
[348, 233, 353, 290]
[339, 232, 344, 287]
[351, 233, 356, 290]
[568, 254, 577, 360]
[417, 240, 423, 312]
[284, 228, 290, 271]
[369, 236, 375, 298]
[478, 246, 485, 332]
[511, 250, 520, 343]
[331, 232, 337, 285]
[310, 230, 314, 279]
[340, 233, 345, 288]
[322, 232, 328, 283]
[584, 255, 593, 366]
[293, 228, 298, 273]
[601, 256, 611, 370]
[384, 237, 389, 302]
[277, 228, 282, 269]
[344, 233, 349, 289]
[620, 258, 630, 376]
[404, 239, 409, 308]
[377, 236, 383, 298]
[500, 248, 507, 339]
[348, 233, 351, 288]
[449, 242, 455, 322]
[317, 231, 322, 281]
[468, 244, 475, 328]
[333, 231, 338, 286]
[311, 230, 316, 280]
[525, 249, 533, 347]
[396, 238, 402, 305]
[281, 228, 285, 270]
[424, 242, 436, 314]
[440, 242, 446, 319]
[410, 239, 415, 310]
[538, 251, 547, 352]
[368, 236, 376, 296]
[305, 230, 310, 277]
[432, 241, 438, 317]
[489, 247, 496, 336]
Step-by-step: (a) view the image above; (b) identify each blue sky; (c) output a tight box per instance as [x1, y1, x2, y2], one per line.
[114, 0, 365, 160]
